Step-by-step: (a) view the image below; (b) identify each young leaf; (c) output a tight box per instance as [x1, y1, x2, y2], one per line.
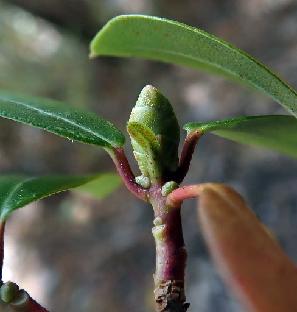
[0, 174, 119, 221]
[127, 121, 161, 181]
[197, 184, 297, 311]
[0, 92, 125, 149]
[74, 172, 121, 199]
[90, 15, 297, 117]
[184, 115, 297, 158]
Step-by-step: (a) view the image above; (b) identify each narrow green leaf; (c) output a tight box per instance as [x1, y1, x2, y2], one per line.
[0, 174, 117, 221]
[74, 173, 121, 199]
[184, 115, 297, 158]
[90, 15, 297, 117]
[0, 92, 125, 149]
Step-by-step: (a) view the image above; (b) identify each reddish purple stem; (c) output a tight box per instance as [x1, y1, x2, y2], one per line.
[25, 297, 49, 312]
[0, 222, 5, 281]
[156, 208, 186, 282]
[173, 131, 202, 184]
[106, 132, 203, 311]
[110, 148, 148, 201]
[150, 186, 187, 283]
[149, 185, 189, 311]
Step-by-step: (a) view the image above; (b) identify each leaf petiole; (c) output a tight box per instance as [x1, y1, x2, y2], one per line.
[108, 148, 148, 201]
[171, 131, 202, 183]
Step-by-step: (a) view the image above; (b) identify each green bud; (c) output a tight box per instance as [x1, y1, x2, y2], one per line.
[152, 224, 166, 242]
[161, 181, 179, 196]
[135, 175, 151, 189]
[0, 281, 19, 303]
[128, 85, 180, 182]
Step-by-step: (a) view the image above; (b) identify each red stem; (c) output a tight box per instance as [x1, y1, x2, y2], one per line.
[156, 207, 187, 277]
[149, 185, 189, 311]
[109, 148, 148, 201]
[0, 221, 5, 281]
[151, 187, 186, 282]
[25, 297, 49, 312]
[172, 131, 202, 184]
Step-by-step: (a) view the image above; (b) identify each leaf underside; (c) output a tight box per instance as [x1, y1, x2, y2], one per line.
[0, 173, 120, 221]
[0, 92, 125, 149]
[90, 15, 297, 117]
[184, 115, 297, 158]
[74, 172, 121, 199]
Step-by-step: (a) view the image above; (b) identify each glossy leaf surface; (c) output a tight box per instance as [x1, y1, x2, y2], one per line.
[0, 174, 118, 221]
[91, 15, 297, 117]
[184, 115, 297, 158]
[0, 92, 125, 149]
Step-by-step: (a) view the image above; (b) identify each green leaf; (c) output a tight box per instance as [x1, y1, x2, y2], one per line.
[90, 15, 297, 117]
[0, 92, 125, 149]
[184, 115, 297, 158]
[127, 121, 161, 181]
[0, 174, 118, 221]
[74, 172, 121, 199]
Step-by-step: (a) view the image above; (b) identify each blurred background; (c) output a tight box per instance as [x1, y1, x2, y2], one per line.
[0, 0, 297, 311]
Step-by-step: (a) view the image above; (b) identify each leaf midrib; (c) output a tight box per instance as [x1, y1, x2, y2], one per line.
[3, 97, 114, 147]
